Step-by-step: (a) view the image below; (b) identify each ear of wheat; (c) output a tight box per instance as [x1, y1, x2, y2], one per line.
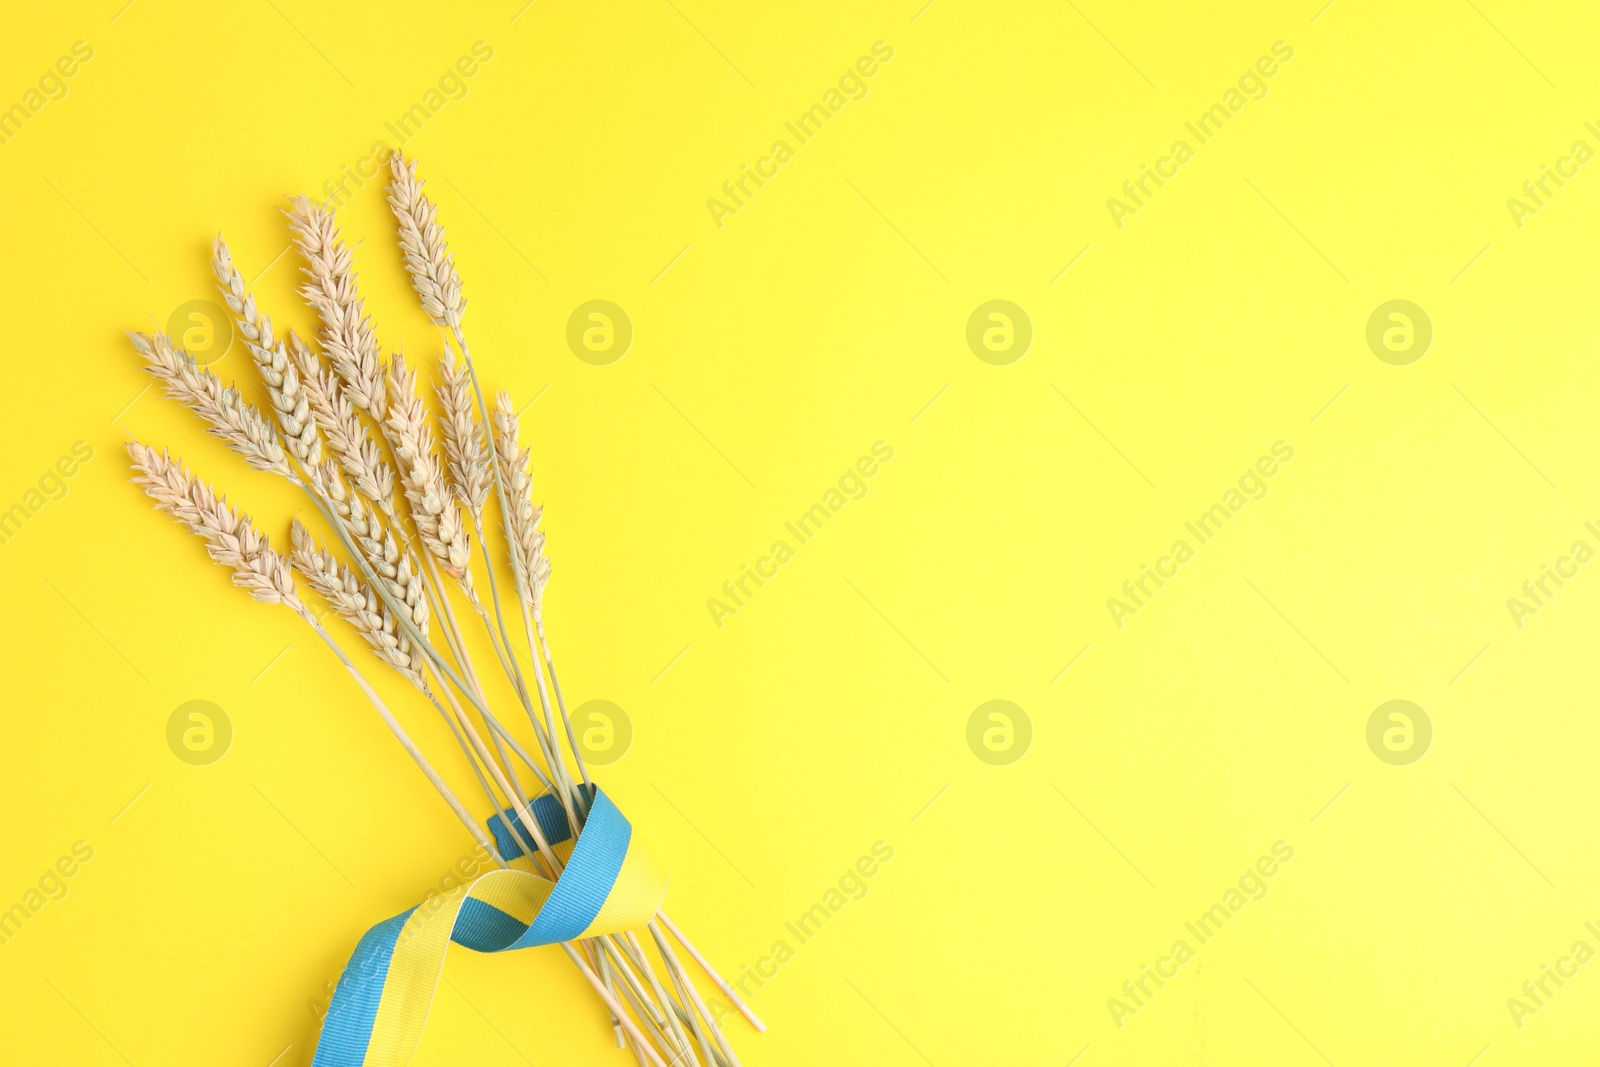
[126, 155, 763, 1066]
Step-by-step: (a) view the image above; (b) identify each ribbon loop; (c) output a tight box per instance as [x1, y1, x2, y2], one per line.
[312, 788, 668, 1067]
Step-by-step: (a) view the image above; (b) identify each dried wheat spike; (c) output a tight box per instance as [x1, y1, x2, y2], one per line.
[286, 196, 387, 417]
[130, 332, 292, 479]
[387, 154, 463, 328]
[211, 237, 321, 467]
[127, 442, 300, 607]
[436, 348, 490, 525]
[318, 458, 429, 636]
[287, 330, 396, 510]
[387, 353, 472, 584]
[289, 519, 426, 688]
[491, 391, 552, 610]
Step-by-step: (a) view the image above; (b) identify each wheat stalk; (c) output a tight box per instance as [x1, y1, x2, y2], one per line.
[385, 156, 598, 887]
[382, 154, 557, 777]
[437, 351, 572, 802]
[487, 389, 590, 798]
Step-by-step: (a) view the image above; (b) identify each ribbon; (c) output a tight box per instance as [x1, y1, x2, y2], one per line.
[311, 788, 669, 1067]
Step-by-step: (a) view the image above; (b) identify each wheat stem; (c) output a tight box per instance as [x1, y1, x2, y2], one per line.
[657, 911, 766, 1033]
[650, 924, 738, 1067]
[427, 563, 532, 801]
[530, 616, 592, 801]
[562, 943, 673, 1067]
[601, 938, 695, 1066]
[301, 613, 497, 856]
[620, 931, 697, 1063]
[423, 686, 504, 826]
[426, 661, 561, 875]
[299, 470, 537, 792]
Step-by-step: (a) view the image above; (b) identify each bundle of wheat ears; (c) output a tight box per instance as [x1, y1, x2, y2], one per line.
[126, 153, 761, 1066]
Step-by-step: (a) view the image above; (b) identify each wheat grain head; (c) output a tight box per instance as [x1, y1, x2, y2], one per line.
[290, 518, 426, 688]
[130, 331, 292, 479]
[287, 330, 397, 510]
[286, 195, 387, 417]
[317, 458, 429, 636]
[211, 237, 321, 468]
[491, 391, 552, 610]
[436, 348, 491, 526]
[127, 441, 301, 607]
[387, 154, 462, 329]
[387, 352, 472, 584]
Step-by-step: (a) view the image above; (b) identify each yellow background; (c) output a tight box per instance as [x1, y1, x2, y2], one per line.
[3, 0, 1599, 1063]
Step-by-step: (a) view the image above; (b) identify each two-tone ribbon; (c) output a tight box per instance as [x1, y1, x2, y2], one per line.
[311, 787, 668, 1067]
